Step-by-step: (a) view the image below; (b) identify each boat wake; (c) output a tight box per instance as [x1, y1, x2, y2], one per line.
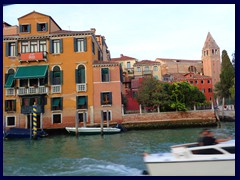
[10, 157, 142, 176]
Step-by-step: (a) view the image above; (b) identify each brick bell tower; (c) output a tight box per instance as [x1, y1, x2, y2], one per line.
[202, 32, 221, 88]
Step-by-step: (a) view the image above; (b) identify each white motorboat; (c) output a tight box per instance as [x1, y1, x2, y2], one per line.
[143, 140, 235, 176]
[65, 127, 121, 135]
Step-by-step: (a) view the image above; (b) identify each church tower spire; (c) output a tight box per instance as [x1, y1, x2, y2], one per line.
[202, 32, 221, 88]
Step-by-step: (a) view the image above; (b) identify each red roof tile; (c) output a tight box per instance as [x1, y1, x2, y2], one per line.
[111, 54, 137, 61]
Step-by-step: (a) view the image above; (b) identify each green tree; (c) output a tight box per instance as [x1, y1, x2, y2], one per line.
[232, 51, 235, 70]
[214, 50, 235, 98]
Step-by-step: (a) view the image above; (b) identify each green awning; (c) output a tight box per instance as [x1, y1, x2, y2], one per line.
[52, 98, 60, 107]
[4, 74, 14, 88]
[14, 65, 48, 79]
[78, 97, 86, 105]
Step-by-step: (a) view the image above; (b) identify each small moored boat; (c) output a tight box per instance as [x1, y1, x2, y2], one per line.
[3, 128, 48, 139]
[143, 140, 235, 176]
[65, 127, 121, 135]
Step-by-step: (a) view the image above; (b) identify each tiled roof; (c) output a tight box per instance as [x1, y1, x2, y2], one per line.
[202, 32, 219, 49]
[93, 60, 120, 67]
[111, 54, 137, 61]
[156, 58, 202, 63]
[51, 30, 92, 35]
[170, 73, 211, 80]
[134, 60, 160, 66]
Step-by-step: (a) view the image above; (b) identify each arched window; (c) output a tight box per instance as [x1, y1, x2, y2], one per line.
[76, 65, 86, 83]
[51, 66, 62, 85]
[188, 66, 197, 73]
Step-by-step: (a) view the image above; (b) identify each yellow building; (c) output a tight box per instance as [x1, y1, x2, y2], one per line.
[3, 11, 111, 130]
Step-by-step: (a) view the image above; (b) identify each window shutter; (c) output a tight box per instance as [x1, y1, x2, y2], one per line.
[5, 73, 8, 84]
[50, 71, 53, 85]
[51, 98, 53, 110]
[109, 92, 112, 104]
[60, 97, 63, 110]
[85, 96, 88, 107]
[75, 69, 78, 83]
[19, 25, 22, 32]
[84, 38, 87, 52]
[50, 40, 53, 54]
[15, 41, 18, 56]
[5, 42, 9, 56]
[100, 93, 104, 105]
[28, 25, 31, 32]
[13, 100, 16, 111]
[74, 38, 77, 52]
[81, 68, 85, 83]
[60, 70, 63, 85]
[45, 23, 48, 31]
[60, 39, 63, 53]
[37, 23, 40, 31]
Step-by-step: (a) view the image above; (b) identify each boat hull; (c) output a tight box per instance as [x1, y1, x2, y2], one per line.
[4, 128, 48, 139]
[65, 127, 121, 135]
[144, 159, 235, 176]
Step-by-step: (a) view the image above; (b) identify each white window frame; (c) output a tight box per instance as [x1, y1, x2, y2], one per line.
[5, 116, 16, 127]
[52, 113, 62, 124]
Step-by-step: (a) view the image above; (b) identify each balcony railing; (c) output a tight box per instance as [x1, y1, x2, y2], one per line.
[21, 105, 44, 114]
[76, 83, 87, 92]
[17, 86, 49, 96]
[6, 88, 15, 96]
[143, 70, 153, 75]
[19, 51, 48, 62]
[51, 85, 61, 93]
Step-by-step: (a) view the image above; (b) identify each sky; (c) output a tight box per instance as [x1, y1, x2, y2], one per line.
[3, 4, 235, 61]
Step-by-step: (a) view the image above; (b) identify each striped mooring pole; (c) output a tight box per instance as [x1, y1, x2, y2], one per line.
[32, 103, 38, 140]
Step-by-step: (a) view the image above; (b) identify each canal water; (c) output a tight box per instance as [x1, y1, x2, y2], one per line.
[3, 122, 235, 176]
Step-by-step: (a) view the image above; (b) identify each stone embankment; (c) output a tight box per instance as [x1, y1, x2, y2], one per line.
[121, 110, 217, 130]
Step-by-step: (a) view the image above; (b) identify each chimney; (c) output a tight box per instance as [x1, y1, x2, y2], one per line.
[90, 28, 96, 34]
[120, 54, 123, 57]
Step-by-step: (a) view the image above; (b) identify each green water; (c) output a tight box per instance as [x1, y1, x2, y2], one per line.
[3, 122, 235, 176]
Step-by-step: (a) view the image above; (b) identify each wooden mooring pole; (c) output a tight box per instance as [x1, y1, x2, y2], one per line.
[75, 111, 79, 137]
[101, 111, 104, 137]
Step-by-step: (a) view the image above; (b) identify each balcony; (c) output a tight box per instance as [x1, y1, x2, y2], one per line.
[51, 85, 61, 94]
[143, 70, 153, 75]
[17, 86, 49, 96]
[21, 105, 44, 114]
[76, 83, 87, 92]
[19, 52, 48, 63]
[6, 88, 15, 96]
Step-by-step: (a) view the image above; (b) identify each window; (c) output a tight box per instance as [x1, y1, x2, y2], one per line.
[102, 110, 112, 121]
[6, 116, 16, 127]
[37, 23, 48, 32]
[5, 42, 17, 57]
[145, 66, 149, 71]
[50, 39, 63, 54]
[208, 88, 212, 93]
[208, 80, 211, 83]
[192, 148, 223, 155]
[76, 96, 88, 109]
[76, 65, 86, 83]
[50, 66, 63, 85]
[201, 80, 204, 84]
[39, 40, 47, 52]
[212, 49, 214, 55]
[137, 67, 141, 72]
[101, 68, 110, 82]
[101, 92, 112, 105]
[195, 80, 198, 84]
[20, 79, 28, 87]
[153, 66, 158, 71]
[30, 79, 38, 87]
[5, 100, 16, 112]
[92, 41, 95, 54]
[127, 62, 131, 68]
[78, 112, 88, 123]
[188, 66, 197, 73]
[74, 38, 87, 52]
[52, 114, 62, 124]
[5, 69, 15, 88]
[222, 147, 235, 154]
[21, 41, 29, 53]
[30, 41, 38, 53]
[51, 97, 63, 111]
[190, 81, 193, 84]
[202, 88, 205, 93]
[20, 24, 31, 33]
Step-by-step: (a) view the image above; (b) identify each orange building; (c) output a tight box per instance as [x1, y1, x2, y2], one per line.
[93, 61, 123, 124]
[3, 11, 114, 130]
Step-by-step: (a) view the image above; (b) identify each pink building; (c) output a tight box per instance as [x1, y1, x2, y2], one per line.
[93, 61, 123, 124]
